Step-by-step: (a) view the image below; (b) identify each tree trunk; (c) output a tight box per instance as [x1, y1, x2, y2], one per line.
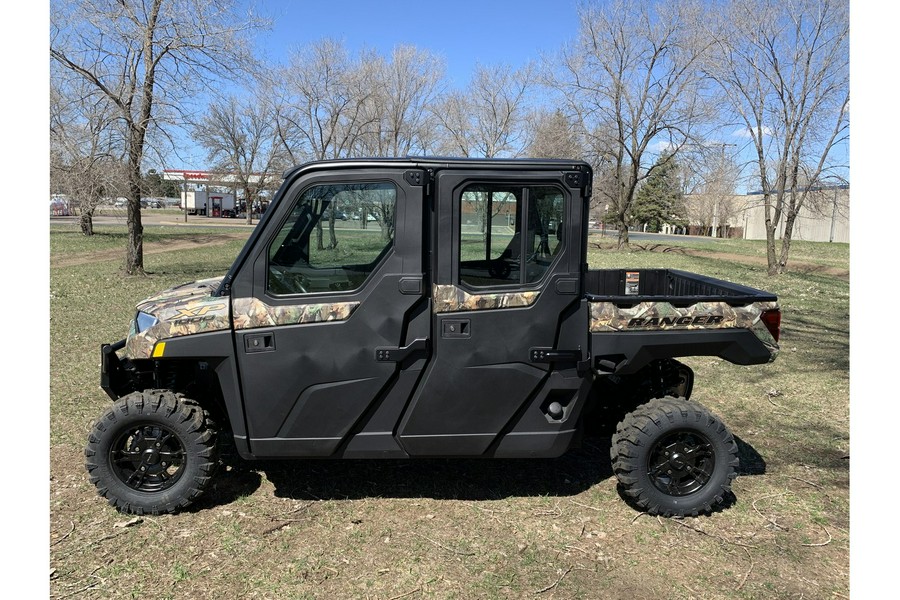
[763, 193, 779, 276]
[617, 219, 629, 249]
[244, 186, 253, 225]
[315, 221, 324, 251]
[79, 211, 94, 236]
[328, 216, 337, 249]
[125, 177, 145, 275]
[777, 212, 798, 274]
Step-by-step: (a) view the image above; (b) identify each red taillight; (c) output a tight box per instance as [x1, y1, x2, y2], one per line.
[760, 309, 781, 343]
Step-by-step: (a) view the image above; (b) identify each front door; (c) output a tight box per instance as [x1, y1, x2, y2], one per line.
[232, 168, 426, 457]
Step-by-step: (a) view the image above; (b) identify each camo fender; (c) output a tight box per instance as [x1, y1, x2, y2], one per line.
[124, 277, 231, 359]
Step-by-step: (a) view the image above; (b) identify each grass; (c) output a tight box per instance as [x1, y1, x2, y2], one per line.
[590, 231, 850, 270]
[50, 226, 848, 599]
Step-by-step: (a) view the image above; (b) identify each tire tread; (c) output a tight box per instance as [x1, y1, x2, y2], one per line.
[611, 397, 738, 517]
[85, 389, 219, 515]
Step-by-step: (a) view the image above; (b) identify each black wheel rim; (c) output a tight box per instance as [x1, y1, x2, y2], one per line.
[109, 424, 186, 492]
[647, 429, 715, 496]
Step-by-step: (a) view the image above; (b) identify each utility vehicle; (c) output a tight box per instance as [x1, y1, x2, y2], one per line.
[87, 158, 780, 517]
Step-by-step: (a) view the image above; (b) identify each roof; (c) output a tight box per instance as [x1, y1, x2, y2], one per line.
[281, 156, 593, 180]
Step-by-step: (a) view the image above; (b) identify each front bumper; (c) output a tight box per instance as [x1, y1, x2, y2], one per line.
[100, 339, 128, 400]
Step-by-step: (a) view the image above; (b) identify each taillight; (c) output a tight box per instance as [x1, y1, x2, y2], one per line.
[760, 309, 781, 343]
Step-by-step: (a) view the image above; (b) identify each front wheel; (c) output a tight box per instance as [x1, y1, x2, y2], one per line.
[85, 390, 219, 515]
[611, 397, 739, 517]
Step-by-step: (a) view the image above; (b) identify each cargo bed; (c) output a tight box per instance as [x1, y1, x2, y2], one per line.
[585, 269, 780, 374]
[585, 269, 778, 305]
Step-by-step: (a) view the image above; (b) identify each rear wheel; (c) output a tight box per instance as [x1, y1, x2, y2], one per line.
[85, 390, 219, 515]
[611, 397, 739, 517]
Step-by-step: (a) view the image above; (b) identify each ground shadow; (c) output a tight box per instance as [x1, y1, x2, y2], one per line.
[191, 434, 767, 511]
[189, 464, 264, 513]
[614, 484, 738, 515]
[735, 434, 767, 476]
[201, 435, 616, 505]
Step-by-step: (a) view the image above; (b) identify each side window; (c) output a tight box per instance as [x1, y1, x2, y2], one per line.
[458, 183, 564, 288]
[459, 185, 522, 286]
[268, 182, 396, 295]
[526, 187, 565, 283]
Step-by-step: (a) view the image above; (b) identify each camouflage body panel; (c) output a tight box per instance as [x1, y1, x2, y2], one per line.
[589, 300, 780, 356]
[124, 277, 230, 359]
[432, 284, 540, 314]
[233, 297, 360, 330]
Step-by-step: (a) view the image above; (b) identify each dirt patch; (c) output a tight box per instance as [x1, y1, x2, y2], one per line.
[51, 234, 247, 269]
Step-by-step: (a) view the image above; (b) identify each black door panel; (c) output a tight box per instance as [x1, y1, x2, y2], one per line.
[232, 169, 425, 458]
[397, 170, 588, 456]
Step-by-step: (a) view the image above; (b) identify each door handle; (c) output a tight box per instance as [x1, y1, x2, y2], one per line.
[244, 332, 275, 353]
[374, 339, 429, 362]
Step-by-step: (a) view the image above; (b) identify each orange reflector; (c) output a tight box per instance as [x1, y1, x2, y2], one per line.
[152, 342, 166, 358]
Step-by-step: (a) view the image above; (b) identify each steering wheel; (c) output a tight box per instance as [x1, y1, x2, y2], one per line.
[269, 266, 308, 294]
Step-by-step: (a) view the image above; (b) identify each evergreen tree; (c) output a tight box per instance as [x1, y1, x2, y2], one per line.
[632, 152, 687, 233]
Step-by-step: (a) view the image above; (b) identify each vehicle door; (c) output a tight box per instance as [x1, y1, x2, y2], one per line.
[230, 168, 426, 457]
[397, 170, 586, 456]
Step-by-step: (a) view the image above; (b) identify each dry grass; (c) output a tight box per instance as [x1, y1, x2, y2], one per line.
[50, 225, 848, 599]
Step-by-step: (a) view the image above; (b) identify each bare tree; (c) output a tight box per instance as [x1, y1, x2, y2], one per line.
[433, 63, 534, 158]
[50, 0, 266, 274]
[432, 63, 533, 241]
[548, 0, 714, 248]
[707, 0, 849, 274]
[681, 146, 741, 236]
[348, 45, 446, 241]
[355, 45, 446, 158]
[193, 94, 284, 224]
[525, 108, 584, 160]
[274, 39, 380, 249]
[50, 76, 128, 236]
[275, 39, 378, 164]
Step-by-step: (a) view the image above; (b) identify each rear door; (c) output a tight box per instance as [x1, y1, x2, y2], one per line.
[231, 167, 426, 457]
[397, 169, 586, 455]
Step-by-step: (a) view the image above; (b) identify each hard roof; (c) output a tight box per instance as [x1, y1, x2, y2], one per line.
[282, 156, 593, 180]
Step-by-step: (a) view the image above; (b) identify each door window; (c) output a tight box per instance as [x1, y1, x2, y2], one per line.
[458, 183, 564, 288]
[268, 182, 396, 295]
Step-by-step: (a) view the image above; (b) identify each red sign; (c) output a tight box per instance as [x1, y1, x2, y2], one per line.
[162, 170, 211, 181]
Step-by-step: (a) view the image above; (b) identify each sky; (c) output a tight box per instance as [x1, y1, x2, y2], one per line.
[168, 0, 583, 167]
[169, 0, 849, 190]
[254, 0, 578, 89]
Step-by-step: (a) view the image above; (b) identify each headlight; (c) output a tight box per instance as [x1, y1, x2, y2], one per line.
[133, 311, 159, 334]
